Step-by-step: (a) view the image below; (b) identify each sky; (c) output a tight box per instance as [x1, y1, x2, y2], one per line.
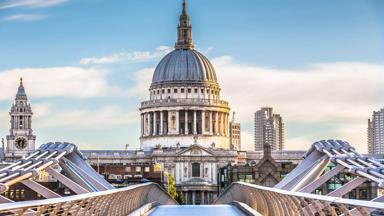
[0, 0, 383, 152]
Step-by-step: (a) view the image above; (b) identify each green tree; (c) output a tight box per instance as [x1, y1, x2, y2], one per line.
[167, 174, 184, 204]
[168, 174, 177, 199]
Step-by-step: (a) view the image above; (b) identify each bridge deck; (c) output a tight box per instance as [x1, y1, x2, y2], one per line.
[148, 205, 246, 216]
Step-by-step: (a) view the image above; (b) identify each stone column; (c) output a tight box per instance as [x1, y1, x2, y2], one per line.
[215, 112, 219, 135]
[226, 113, 229, 135]
[209, 111, 213, 135]
[185, 192, 188, 204]
[176, 110, 180, 134]
[160, 111, 163, 135]
[193, 110, 197, 134]
[192, 191, 196, 205]
[201, 111, 205, 135]
[140, 114, 144, 136]
[224, 113, 227, 136]
[184, 110, 188, 135]
[201, 191, 205, 204]
[168, 111, 172, 135]
[220, 112, 224, 135]
[149, 112, 153, 136]
[153, 112, 157, 136]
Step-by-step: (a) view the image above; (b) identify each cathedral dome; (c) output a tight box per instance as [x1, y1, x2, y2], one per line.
[151, 0, 218, 87]
[151, 49, 217, 85]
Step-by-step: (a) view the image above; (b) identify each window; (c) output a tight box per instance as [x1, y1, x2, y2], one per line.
[194, 88, 198, 93]
[206, 89, 209, 94]
[174, 89, 178, 93]
[157, 90, 160, 94]
[192, 163, 200, 177]
[135, 167, 142, 173]
[145, 167, 150, 173]
[188, 88, 191, 93]
[125, 167, 131, 173]
[201, 89, 204, 93]
[168, 89, 171, 93]
[162, 89, 165, 94]
[181, 88, 185, 93]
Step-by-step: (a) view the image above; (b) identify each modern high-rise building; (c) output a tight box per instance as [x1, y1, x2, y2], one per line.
[229, 112, 241, 150]
[254, 107, 284, 151]
[368, 108, 384, 154]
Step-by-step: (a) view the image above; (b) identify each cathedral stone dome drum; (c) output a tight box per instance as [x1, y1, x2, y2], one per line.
[151, 49, 217, 85]
[140, 0, 230, 149]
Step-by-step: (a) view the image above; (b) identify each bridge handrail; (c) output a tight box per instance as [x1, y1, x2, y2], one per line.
[215, 182, 384, 215]
[0, 182, 177, 215]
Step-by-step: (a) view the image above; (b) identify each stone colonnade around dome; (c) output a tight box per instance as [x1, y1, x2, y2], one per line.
[140, 108, 229, 138]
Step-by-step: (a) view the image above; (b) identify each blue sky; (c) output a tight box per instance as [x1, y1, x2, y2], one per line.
[0, 0, 383, 152]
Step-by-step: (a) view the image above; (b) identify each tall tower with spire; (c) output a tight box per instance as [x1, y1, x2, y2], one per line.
[5, 78, 36, 161]
[175, 0, 194, 50]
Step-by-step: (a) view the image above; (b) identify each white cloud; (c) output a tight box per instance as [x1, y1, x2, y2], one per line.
[35, 105, 138, 129]
[0, 67, 120, 100]
[2, 14, 47, 21]
[79, 46, 173, 65]
[126, 67, 154, 99]
[211, 56, 384, 152]
[0, 0, 68, 9]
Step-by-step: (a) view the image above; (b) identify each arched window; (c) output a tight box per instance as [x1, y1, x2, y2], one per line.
[192, 163, 200, 177]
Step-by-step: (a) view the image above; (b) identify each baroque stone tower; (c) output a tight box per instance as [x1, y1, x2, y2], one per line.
[5, 78, 36, 160]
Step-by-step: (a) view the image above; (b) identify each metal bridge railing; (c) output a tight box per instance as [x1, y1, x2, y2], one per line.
[0, 182, 177, 216]
[214, 182, 384, 216]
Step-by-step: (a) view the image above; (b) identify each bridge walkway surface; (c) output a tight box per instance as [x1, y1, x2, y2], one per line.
[147, 205, 247, 216]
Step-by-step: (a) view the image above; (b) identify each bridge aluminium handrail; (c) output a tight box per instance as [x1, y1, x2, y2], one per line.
[215, 182, 384, 215]
[0, 182, 177, 216]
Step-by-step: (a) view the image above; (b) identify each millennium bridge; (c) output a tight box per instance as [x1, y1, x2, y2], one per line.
[0, 140, 383, 215]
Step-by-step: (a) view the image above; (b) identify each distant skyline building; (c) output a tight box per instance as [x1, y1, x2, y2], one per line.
[368, 108, 384, 154]
[229, 112, 241, 150]
[5, 78, 36, 161]
[254, 107, 284, 151]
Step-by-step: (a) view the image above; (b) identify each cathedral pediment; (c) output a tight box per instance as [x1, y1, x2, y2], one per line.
[177, 144, 215, 156]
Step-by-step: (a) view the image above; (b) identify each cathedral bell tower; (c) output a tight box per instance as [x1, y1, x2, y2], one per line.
[5, 78, 36, 161]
